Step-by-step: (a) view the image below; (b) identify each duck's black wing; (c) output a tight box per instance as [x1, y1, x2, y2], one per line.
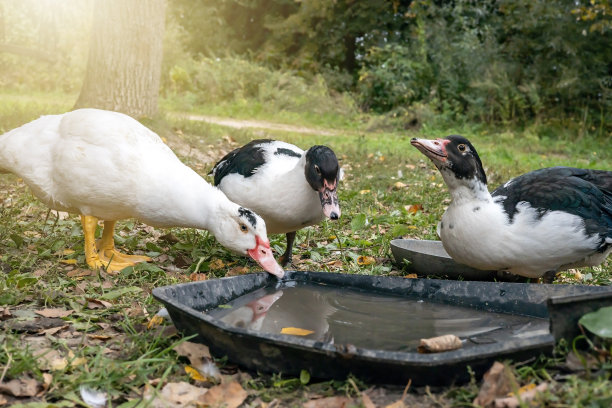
[492, 166, 612, 249]
[209, 139, 273, 186]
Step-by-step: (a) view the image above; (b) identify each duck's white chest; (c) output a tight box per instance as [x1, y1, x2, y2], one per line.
[439, 199, 600, 277]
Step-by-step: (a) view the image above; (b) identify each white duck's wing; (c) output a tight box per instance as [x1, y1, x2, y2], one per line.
[50, 109, 189, 219]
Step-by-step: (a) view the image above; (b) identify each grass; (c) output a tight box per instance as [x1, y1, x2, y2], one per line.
[0, 91, 611, 406]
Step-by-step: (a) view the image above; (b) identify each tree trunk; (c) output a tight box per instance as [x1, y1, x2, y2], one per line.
[75, 0, 166, 118]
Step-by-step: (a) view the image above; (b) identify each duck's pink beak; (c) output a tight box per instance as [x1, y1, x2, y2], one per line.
[248, 236, 284, 278]
[319, 179, 341, 220]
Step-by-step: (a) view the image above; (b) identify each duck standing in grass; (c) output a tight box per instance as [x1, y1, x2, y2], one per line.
[210, 139, 341, 266]
[0, 108, 284, 277]
[411, 135, 612, 282]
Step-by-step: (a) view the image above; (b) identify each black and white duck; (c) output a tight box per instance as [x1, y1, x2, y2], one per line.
[210, 139, 341, 265]
[411, 135, 612, 282]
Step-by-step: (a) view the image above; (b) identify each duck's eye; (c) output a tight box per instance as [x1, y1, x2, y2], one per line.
[457, 144, 467, 152]
[314, 165, 322, 175]
[239, 224, 248, 232]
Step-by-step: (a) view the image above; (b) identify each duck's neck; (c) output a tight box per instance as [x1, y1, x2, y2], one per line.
[138, 167, 234, 231]
[440, 168, 492, 204]
[273, 154, 310, 186]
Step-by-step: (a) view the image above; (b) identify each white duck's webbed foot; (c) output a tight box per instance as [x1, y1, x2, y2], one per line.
[80, 216, 150, 273]
[96, 220, 152, 265]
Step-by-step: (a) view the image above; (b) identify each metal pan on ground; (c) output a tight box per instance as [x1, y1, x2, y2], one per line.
[153, 271, 612, 385]
[390, 239, 523, 281]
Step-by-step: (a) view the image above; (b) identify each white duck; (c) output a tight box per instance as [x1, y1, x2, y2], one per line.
[210, 139, 341, 265]
[0, 108, 284, 277]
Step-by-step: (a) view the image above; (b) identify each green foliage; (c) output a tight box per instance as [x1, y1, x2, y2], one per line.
[161, 56, 358, 127]
[357, 44, 432, 113]
[579, 306, 612, 339]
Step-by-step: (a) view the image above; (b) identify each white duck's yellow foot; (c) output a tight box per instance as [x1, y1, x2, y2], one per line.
[80, 215, 151, 273]
[96, 220, 151, 264]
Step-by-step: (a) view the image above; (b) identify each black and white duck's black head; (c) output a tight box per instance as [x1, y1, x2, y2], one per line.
[411, 135, 488, 197]
[304, 145, 341, 220]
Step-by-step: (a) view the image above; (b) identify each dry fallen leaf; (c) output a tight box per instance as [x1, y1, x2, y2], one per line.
[34, 347, 68, 371]
[361, 392, 376, 408]
[59, 259, 78, 265]
[147, 315, 165, 329]
[38, 373, 53, 396]
[67, 268, 94, 278]
[0, 377, 41, 397]
[473, 361, 518, 407]
[303, 396, 354, 408]
[189, 272, 208, 281]
[198, 381, 247, 408]
[404, 204, 423, 214]
[357, 255, 376, 266]
[359, 189, 371, 194]
[86, 299, 113, 309]
[144, 382, 208, 407]
[35, 308, 74, 318]
[418, 334, 462, 353]
[281, 327, 314, 336]
[393, 181, 408, 190]
[226, 266, 250, 276]
[0, 307, 12, 321]
[174, 341, 211, 367]
[209, 258, 226, 270]
[32, 268, 48, 277]
[88, 334, 113, 340]
[494, 382, 548, 408]
[39, 324, 69, 336]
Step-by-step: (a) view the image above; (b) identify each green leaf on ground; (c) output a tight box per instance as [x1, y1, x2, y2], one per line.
[579, 306, 612, 339]
[99, 286, 142, 300]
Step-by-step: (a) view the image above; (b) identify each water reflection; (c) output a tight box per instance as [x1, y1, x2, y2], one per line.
[207, 283, 548, 352]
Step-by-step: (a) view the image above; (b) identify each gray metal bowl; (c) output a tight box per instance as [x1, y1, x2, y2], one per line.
[390, 239, 520, 281]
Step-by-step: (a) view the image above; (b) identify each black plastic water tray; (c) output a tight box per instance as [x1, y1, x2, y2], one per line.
[152, 271, 612, 385]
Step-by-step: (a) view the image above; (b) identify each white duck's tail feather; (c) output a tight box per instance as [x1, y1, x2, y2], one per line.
[0, 114, 63, 175]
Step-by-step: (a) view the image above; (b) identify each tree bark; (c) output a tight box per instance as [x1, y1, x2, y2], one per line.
[75, 0, 167, 118]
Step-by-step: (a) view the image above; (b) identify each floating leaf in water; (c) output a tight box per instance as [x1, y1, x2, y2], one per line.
[418, 334, 462, 353]
[579, 306, 612, 338]
[281, 327, 314, 336]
